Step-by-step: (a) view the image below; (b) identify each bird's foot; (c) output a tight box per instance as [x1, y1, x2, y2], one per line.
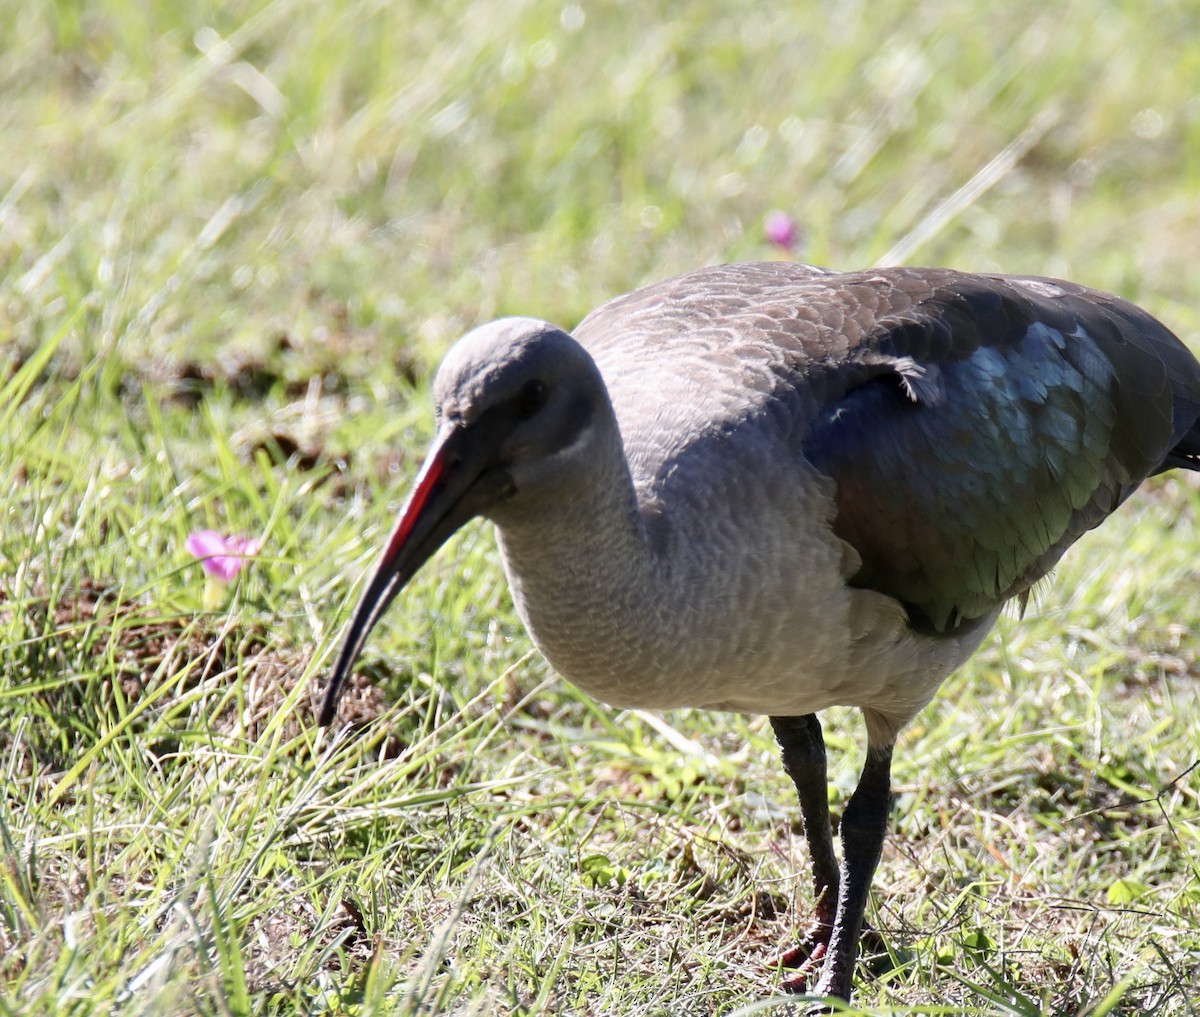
[773, 921, 885, 999]
[772, 920, 832, 993]
[779, 943, 825, 994]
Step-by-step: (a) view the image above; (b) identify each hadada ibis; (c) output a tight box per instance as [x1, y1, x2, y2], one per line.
[318, 262, 1200, 1004]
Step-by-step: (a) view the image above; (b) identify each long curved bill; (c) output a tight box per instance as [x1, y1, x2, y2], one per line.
[318, 424, 494, 725]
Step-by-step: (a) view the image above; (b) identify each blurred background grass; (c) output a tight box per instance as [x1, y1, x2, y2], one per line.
[5, 0, 1200, 382]
[2, 1, 1199, 1014]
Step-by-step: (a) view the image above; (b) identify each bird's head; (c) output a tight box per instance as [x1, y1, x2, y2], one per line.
[317, 317, 607, 724]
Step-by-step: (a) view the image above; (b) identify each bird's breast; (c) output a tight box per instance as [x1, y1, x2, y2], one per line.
[492, 439, 980, 726]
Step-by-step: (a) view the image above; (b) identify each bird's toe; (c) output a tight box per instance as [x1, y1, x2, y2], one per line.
[774, 926, 829, 995]
[774, 918, 834, 972]
[778, 945, 824, 993]
[775, 920, 881, 1003]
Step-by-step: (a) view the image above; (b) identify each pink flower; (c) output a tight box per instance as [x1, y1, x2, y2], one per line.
[764, 210, 799, 253]
[185, 530, 262, 582]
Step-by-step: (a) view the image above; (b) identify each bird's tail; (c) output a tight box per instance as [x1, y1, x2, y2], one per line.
[1158, 375, 1200, 473]
[1162, 428, 1200, 472]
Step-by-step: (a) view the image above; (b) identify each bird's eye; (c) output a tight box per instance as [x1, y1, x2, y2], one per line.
[515, 379, 548, 420]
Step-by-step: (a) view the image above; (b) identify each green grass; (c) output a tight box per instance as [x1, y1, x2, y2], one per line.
[2, 0, 1199, 1013]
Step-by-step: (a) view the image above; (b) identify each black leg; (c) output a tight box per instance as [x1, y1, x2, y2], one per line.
[810, 742, 894, 1002]
[770, 715, 840, 969]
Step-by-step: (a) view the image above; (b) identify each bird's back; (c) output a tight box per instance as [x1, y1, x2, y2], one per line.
[574, 262, 1200, 636]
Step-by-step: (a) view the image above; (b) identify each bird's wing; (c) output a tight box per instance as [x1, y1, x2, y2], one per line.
[800, 268, 1200, 633]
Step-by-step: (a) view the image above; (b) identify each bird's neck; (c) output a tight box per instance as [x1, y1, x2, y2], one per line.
[488, 431, 670, 701]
